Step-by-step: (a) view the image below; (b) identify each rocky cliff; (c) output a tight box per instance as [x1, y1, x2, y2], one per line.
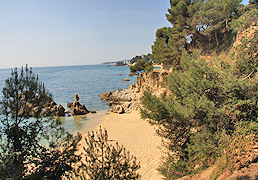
[100, 68, 170, 114]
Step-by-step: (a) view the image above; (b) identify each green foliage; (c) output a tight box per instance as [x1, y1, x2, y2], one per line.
[144, 62, 154, 73]
[0, 65, 81, 179]
[115, 61, 127, 66]
[69, 127, 140, 179]
[166, 0, 194, 38]
[152, 0, 244, 66]
[152, 0, 201, 66]
[249, 0, 258, 5]
[211, 121, 258, 178]
[187, 127, 219, 168]
[233, 28, 258, 77]
[193, 0, 241, 47]
[230, 5, 258, 33]
[141, 49, 258, 178]
[143, 1, 258, 179]
[152, 27, 182, 66]
[158, 156, 189, 180]
[130, 54, 153, 64]
[130, 60, 154, 75]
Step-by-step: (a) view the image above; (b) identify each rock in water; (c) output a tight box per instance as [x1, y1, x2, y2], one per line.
[99, 91, 112, 101]
[74, 93, 79, 102]
[67, 103, 73, 108]
[56, 104, 65, 116]
[67, 94, 89, 115]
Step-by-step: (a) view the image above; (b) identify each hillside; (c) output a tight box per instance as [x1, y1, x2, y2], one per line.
[132, 1, 258, 179]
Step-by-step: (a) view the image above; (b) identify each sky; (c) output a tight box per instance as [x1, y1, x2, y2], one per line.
[0, 0, 250, 69]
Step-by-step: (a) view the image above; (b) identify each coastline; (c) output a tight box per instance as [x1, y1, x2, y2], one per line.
[93, 110, 164, 180]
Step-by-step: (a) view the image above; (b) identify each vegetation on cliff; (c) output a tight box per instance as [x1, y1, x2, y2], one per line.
[129, 60, 154, 76]
[151, 0, 246, 66]
[141, 0, 258, 179]
[130, 54, 153, 64]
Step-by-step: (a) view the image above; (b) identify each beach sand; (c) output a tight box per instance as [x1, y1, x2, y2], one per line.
[96, 111, 164, 180]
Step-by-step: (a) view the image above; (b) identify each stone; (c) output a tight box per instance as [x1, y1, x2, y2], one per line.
[99, 91, 112, 100]
[91, 110, 97, 113]
[56, 104, 65, 116]
[72, 107, 87, 115]
[80, 105, 87, 111]
[111, 105, 124, 114]
[67, 103, 73, 108]
[73, 101, 81, 108]
[50, 101, 57, 106]
[68, 94, 89, 115]
[67, 94, 89, 115]
[124, 78, 130, 81]
[74, 93, 79, 102]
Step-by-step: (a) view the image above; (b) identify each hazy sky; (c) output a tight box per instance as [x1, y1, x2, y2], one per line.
[0, 0, 249, 69]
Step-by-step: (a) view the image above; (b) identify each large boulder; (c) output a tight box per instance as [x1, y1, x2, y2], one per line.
[111, 105, 124, 114]
[56, 104, 65, 116]
[100, 87, 140, 114]
[67, 102, 73, 108]
[67, 94, 89, 115]
[99, 91, 112, 101]
[72, 107, 88, 115]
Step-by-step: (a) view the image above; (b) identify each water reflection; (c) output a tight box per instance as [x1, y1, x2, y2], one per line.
[57, 115, 88, 134]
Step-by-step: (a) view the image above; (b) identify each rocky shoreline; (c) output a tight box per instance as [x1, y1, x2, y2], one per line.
[99, 68, 170, 114]
[39, 68, 170, 117]
[99, 84, 140, 114]
[42, 93, 95, 117]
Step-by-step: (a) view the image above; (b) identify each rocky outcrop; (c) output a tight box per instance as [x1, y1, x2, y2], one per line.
[14, 93, 66, 117]
[136, 70, 170, 97]
[43, 100, 66, 117]
[99, 83, 141, 114]
[100, 70, 169, 114]
[67, 94, 89, 115]
[100, 88, 136, 102]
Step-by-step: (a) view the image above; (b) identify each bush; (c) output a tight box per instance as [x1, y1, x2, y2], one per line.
[130, 60, 154, 75]
[141, 49, 258, 178]
[0, 65, 81, 179]
[67, 127, 141, 179]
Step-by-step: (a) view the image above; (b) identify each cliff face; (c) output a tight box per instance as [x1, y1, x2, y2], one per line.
[135, 69, 170, 98]
[100, 69, 170, 114]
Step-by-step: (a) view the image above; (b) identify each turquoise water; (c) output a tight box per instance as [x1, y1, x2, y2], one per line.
[0, 65, 136, 133]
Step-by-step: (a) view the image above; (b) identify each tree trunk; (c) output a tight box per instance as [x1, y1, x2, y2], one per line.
[226, 19, 229, 32]
[214, 30, 219, 46]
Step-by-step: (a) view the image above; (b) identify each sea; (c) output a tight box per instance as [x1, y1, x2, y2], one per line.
[0, 64, 137, 134]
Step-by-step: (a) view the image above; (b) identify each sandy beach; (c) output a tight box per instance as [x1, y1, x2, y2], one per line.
[95, 111, 164, 180]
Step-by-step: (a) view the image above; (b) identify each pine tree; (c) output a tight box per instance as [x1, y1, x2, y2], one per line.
[130, 60, 154, 75]
[0, 65, 81, 179]
[141, 49, 258, 178]
[69, 127, 141, 179]
[152, 27, 182, 66]
[194, 0, 242, 46]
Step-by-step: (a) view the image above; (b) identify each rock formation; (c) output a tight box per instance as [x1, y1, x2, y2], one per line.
[67, 94, 89, 115]
[43, 100, 66, 117]
[14, 93, 66, 117]
[100, 69, 170, 114]
[99, 83, 141, 114]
